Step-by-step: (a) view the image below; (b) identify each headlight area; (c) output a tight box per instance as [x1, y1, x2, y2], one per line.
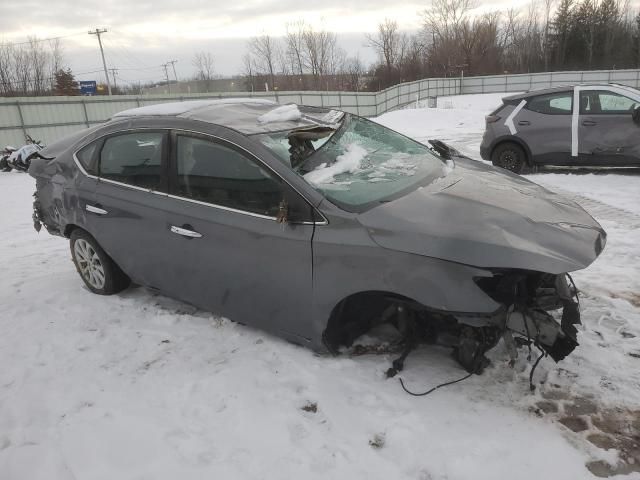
[470, 270, 581, 364]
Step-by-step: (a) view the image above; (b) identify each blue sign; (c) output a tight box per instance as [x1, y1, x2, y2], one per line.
[79, 81, 97, 95]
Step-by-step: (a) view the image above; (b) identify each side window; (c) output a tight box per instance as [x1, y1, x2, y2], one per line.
[76, 142, 98, 175]
[526, 92, 573, 115]
[597, 91, 639, 113]
[99, 132, 164, 190]
[175, 135, 285, 217]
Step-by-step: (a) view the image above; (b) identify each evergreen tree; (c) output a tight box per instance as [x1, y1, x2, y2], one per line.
[54, 68, 78, 96]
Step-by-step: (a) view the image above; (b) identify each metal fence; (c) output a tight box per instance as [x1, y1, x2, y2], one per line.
[2, 68, 640, 147]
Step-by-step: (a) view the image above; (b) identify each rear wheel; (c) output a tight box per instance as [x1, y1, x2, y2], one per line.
[491, 142, 527, 174]
[70, 229, 130, 295]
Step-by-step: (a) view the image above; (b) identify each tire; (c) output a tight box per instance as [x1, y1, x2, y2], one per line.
[70, 229, 130, 295]
[491, 142, 528, 174]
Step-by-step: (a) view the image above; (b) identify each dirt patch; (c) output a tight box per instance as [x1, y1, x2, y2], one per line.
[301, 402, 317, 413]
[539, 395, 640, 477]
[608, 291, 640, 308]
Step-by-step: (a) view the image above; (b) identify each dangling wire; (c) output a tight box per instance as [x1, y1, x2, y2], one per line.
[528, 345, 547, 392]
[399, 372, 473, 397]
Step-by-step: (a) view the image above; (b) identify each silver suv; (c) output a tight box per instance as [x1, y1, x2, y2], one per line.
[480, 83, 640, 173]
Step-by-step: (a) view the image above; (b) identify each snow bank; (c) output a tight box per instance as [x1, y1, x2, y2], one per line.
[257, 104, 302, 124]
[304, 143, 368, 185]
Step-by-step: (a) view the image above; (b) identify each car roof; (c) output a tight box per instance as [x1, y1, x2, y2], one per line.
[111, 98, 342, 135]
[502, 83, 638, 102]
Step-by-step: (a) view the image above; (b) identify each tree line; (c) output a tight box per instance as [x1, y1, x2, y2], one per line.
[4, 0, 640, 97]
[243, 0, 640, 90]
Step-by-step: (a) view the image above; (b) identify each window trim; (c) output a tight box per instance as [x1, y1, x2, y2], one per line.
[525, 91, 574, 115]
[72, 127, 170, 194]
[169, 129, 327, 225]
[580, 89, 638, 115]
[72, 127, 327, 225]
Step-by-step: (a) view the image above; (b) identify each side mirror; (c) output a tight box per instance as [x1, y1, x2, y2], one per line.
[633, 106, 640, 124]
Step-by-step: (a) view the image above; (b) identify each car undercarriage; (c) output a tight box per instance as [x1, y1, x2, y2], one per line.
[323, 270, 581, 376]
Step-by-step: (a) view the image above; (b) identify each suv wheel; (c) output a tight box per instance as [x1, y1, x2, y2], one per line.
[70, 229, 130, 295]
[491, 143, 527, 174]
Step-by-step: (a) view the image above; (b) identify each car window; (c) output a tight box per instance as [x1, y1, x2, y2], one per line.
[598, 91, 639, 113]
[76, 142, 98, 175]
[99, 132, 164, 190]
[175, 135, 285, 217]
[526, 92, 573, 115]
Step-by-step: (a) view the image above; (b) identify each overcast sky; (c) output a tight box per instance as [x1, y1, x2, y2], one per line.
[1, 0, 528, 86]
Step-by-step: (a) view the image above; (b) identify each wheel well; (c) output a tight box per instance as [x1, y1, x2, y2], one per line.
[491, 138, 533, 166]
[63, 224, 80, 238]
[322, 291, 445, 353]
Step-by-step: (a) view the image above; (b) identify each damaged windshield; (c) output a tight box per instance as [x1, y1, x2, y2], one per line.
[254, 114, 449, 210]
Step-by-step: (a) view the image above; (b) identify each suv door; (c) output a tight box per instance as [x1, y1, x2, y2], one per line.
[578, 89, 640, 166]
[87, 130, 172, 289]
[162, 131, 318, 344]
[516, 90, 574, 165]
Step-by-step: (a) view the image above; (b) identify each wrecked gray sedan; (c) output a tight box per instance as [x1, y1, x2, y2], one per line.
[29, 100, 606, 374]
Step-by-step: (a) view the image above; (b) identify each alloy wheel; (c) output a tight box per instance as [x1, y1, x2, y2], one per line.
[74, 238, 106, 289]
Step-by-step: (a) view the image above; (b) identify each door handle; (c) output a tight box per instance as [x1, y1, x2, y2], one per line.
[86, 204, 108, 215]
[517, 120, 530, 126]
[170, 224, 202, 239]
[582, 120, 597, 126]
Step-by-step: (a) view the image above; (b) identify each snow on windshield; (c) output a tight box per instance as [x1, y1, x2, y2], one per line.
[303, 143, 426, 187]
[257, 104, 302, 124]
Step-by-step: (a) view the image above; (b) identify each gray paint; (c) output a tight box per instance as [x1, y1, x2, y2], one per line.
[30, 101, 606, 353]
[481, 83, 640, 166]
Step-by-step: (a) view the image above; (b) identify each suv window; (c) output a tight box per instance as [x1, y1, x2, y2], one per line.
[175, 135, 285, 217]
[580, 90, 639, 114]
[526, 92, 573, 115]
[99, 132, 164, 190]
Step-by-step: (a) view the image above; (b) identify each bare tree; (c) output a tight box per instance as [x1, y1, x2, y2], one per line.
[366, 19, 403, 84]
[248, 34, 280, 90]
[192, 51, 215, 81]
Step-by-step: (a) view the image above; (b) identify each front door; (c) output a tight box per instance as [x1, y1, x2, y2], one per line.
[578, 88, 640, 166]
[161, 132, 317, 344]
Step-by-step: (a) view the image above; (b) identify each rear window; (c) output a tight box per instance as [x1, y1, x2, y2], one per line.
[526, 92, 573, 115]
[76, 142, 98, 175]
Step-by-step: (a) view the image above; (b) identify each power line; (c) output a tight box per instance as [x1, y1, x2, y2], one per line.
[0, 32, 85, 47]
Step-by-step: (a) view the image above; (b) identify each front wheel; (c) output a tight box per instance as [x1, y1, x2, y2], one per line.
[70, 229, 130, 295]
[491, 142, 527, 174]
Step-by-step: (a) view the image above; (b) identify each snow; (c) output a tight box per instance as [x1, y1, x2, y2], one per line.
[113, 98, 276, 118]
[257, 104, 302, 124]
[1, 93, 640, 479]
[304, 143, 368, 185]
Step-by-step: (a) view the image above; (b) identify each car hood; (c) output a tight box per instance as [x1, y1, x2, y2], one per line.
[357, 158, 606, 274]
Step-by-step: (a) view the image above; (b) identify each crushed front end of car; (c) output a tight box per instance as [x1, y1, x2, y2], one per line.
[457, 270, 583, 372]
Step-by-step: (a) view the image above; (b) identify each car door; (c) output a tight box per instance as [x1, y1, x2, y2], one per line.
[86, 130, 173, 290]
[515, 90, 574, 165]
[578, 88, 640, 166]
[161, 131, 318, 344]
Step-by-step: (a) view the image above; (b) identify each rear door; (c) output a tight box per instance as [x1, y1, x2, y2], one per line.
[161, 131, 318, 343]
[87, 130, 173, 289]
[578, 88, 640, 166]
[515, 90, 574, 165]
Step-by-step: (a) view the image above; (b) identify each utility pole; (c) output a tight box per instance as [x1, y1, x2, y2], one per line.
[162, 63, 171, 94]
[168, 60, 178, 82]
[88, 28, 112, 96]
[109, 68, 118, 92]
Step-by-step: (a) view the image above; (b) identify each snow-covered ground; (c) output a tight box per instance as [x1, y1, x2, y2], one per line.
[1, 94, 639, 479]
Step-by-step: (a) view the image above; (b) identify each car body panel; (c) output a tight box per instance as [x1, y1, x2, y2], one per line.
[357, 158, 605, 274]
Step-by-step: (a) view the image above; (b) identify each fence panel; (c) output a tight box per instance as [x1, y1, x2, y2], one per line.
[3, 68, 640, 146]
